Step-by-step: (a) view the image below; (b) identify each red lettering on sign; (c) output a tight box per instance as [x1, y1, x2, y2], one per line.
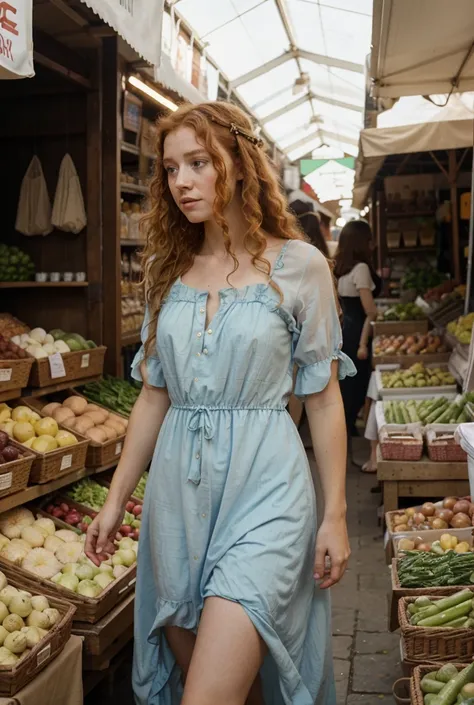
[0, 3, 18, 36]
[0, 30, 13, 60]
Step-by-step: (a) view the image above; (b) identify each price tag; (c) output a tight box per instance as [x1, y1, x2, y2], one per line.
[0, 369, 12, 382]
[36, 643, 51, 667]
[0, 473, 12, 491]
[81, 353, 90, 369]
[60, 454, 72, 471]
[115, 442, 123, 456]
[48, 353, 66, 379]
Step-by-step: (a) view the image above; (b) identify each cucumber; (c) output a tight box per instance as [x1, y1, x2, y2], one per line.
[434, 662, 474, 705]
[417, 600, 472, 627]
[395, 402, 404, 425]
[426, 401, 449, 424]
[401, 404, 411, 424]
[421, 678, 446, 694]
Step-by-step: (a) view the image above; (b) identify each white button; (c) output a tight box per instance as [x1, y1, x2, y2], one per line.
[203, 349, 208, 355]
[197, 332, 202, 338]
[207, 329, 213, 335]
[194, 377, 199, 382]
[201, 513, 207, 518]
[200, 307, 205, 314]
[193, 555, 199, 561]
[195, 453, 200, 460]
[196, 352, 201, 357]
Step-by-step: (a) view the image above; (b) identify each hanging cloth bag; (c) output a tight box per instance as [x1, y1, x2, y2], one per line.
[51, 154, 87, 234]
[15, 156, 53, 236]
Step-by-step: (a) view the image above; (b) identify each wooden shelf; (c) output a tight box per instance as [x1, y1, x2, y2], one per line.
[386, 212, 435, 219]
[388, 247, 437, 255]
[121, 331, 141, 347]
[0, 376, 102, 404]
[121, 141, 139, 156]
[0, 459, 118, 514]
[0, 282, 88, 288]
[120, 239, 146, 247]
[120, 183, 149, 195]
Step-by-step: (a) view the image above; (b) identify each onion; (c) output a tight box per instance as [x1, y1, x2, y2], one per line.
[421, 502, 436, 517]
[393, 514, 408, 526]
[453, 500, 471, 515]
[435, 509, 453, 524]
[443, 497, 458, 510]
[417, 543, 431, 552]
[432, 518, 448, 530]
[414, 537, 425, 548]
[450, 512, 471, 528]
[413, 512, 425, 526]
[406, 508, 416, 518]
[398, 539, 415, 552]
[394, 524, 408, 532]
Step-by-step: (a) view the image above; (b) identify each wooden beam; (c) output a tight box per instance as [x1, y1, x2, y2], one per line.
[395, 153, 411, 175]
[101, 36, 121, 376]
[33, 51, 91, 89]
[449, 149, 461, 283]
[429, 150, 449, 180]
[49, 0, 88, 27]
[32, 28, 91, 88]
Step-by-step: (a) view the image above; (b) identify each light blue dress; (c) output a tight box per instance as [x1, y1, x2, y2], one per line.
[131, 240, 356, 705]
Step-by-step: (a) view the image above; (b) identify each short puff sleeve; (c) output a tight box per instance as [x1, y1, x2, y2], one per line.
[352, 263, 375, 292]
[130, 306, 166, 388]
[293, 248, 356, 399]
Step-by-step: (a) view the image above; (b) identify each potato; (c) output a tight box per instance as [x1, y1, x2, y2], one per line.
[83, 410, 108, 425]
[109, 414, 128, 428]
[86, 427, 107, 444]
[74, 417, 95, 435]
[104, 419, 126, 436]
[63, 397, 88, 416]
[52, 407, 75, 425]
[41, 403, 61, 417]
[96, 424, 117, 441]
[84, 404, 100, 414]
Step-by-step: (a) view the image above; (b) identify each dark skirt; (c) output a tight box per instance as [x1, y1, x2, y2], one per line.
[339, 296, 372, 434]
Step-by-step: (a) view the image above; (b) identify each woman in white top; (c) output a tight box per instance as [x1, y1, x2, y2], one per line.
[334, 221, 381, 441]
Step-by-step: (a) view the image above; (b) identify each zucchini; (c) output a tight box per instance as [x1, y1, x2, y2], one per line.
[443, 616, 469, 628]
[421, 678, 446, 694]
[417, 600, 472, 627]
[434, 662, 474, 705]
[395, 402, 404, 425]
[401, 404, 411, 424]
[426, 401, 450, 424]
[434, 590, 473, 612]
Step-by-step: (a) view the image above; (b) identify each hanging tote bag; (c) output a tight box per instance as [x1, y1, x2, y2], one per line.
[51, 154, 87, 234]
[15, 156, 53, 236]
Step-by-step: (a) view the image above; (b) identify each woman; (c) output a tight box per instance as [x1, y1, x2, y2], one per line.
[85, 101, 354, 705]
[297, 211, 329, 258]
[334, 220, 380, 448]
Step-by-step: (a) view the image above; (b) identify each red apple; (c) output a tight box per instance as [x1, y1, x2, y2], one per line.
[60, 503, 69, 513]
[46, 504, 55, 514]
[132, 529, 140, 540]
[125, 501, 135, 513]
[132, 505, 142, 517]
[120, 525, 132, 536]
[52, 507, 63, 518]
[79, 523, 89, 533]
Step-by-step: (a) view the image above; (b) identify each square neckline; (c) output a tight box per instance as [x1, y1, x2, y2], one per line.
[176, 239, 292, 297]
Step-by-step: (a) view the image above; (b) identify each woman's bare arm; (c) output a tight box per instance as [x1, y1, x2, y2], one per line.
[357, 288, 377, 358]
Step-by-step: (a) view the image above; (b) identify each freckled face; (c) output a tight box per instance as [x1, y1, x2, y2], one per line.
[163, 126, 239, 223]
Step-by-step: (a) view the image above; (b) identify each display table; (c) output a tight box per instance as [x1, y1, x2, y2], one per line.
[377, 448, 469, 511]
[0, 636, 83, 705]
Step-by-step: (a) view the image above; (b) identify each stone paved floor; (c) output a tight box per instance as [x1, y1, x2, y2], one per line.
[86, 439, 400, 704]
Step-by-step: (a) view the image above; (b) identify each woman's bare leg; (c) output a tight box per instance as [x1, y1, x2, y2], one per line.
[180, 597, 266, 705]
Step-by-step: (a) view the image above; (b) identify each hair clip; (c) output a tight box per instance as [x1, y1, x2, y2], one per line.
[210, 116, 263, 147]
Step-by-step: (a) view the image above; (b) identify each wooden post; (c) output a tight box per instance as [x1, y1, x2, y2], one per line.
[448, 150, 461, 282]
[101, 36, 121, 376]
[86, 47, 103, 344]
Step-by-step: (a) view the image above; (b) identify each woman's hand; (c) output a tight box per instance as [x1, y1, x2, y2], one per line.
[357, 344, 368, 360]
[314, 517, 350, 589]
[84, 503, 125, 567]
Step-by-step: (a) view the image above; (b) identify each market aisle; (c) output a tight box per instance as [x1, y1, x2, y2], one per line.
[85, 439, 398, 705]
[329, 437, 398, 705]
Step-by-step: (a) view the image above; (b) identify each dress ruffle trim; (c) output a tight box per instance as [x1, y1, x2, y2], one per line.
[294, 351, 357, 400]
[131, 346, 166, 388]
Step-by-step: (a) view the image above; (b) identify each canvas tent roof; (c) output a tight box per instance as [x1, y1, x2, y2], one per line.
[352, 93, 474, 208]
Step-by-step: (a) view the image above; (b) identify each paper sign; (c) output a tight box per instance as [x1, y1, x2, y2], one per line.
[81, 353, 90, 369]
[115, 442, 123, 456]
[0, 368, 12, 382]
[60, 454, 72, 471]
[0, 473, 12, 490]
[36, 643, 51, 667]
[48, 352, 66, 379]
[0, 0, 34, 79]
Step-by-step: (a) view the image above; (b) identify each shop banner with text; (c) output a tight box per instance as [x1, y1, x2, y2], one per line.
[0, 0, 34, 79]
[80, 0, 164, 67]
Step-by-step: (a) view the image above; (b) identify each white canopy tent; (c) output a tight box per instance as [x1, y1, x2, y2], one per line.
[371, 0, 474, 98]
[352, 94, 474, 208]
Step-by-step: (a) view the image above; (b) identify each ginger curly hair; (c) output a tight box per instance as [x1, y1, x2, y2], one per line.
[140, 100, 305, 359]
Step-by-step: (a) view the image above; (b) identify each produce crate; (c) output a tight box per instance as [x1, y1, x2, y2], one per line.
[17, 399, 89, 484]
[379, 425, 423, 461]
[410, 664, 467, 705]
[373, 319, 429, 337]
[28, 346, 106, 388]
[425, 425, 468, 462]
[0, 356, 34, 395]
[73, 591, 134, 655]
[0, 571, 75, 696]
[374, 351, 452, 366]
[392, 528, 474, 559]
[375, 364, 457, 401]
[30, 391, 127, 469]
[399, 637, 439, 676]
[0, 440, 34, 499]
[375, 400, 457, 432]
[399, 593, 474, 664]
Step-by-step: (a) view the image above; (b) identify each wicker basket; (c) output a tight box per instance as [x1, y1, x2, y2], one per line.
[0, 356, 34, 395]
[402, 230, 418, 248]
[13, 399, 89, 484]
[425, 426, 467, 463]
[387, 231, 402, 249]
[0, 572, 75, 696]
[28, 346, 106, 388]
[411, 664, 467, 705]
[379, 426, 424, 461]
[0, 440, 34, 498]
[28, 392, 126, 469]
[399, 594, 474, 663]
